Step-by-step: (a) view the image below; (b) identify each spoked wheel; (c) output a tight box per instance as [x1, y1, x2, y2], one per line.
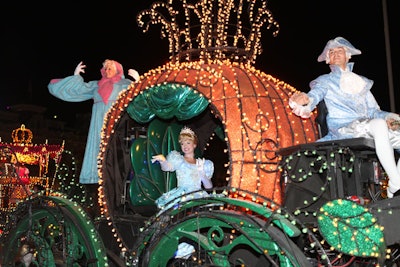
[0, 193, 107, 266]
[129, 188, 327, 267]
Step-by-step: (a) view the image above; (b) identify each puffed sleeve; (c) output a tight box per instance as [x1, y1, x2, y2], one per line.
[203, 159, 214, 180]
[199, 159, 214, 189]
[48, 75, 98, 102]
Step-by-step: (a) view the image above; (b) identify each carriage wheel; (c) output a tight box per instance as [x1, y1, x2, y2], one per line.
[0, 194, 107, 266]
[129, 188, 323, 267]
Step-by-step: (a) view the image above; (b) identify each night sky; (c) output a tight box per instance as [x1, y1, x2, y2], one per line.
[2, 0, 399, 125]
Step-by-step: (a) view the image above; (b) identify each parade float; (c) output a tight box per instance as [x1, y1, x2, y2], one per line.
[0, 124, 64, 210]
[1, 0, 400, 266]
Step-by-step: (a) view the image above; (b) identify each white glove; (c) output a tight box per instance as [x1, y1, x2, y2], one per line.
[74, 61, 86, 76]
[197, 158, 213, 189]
[128, 69, 140, 81]
[175, 242, 195, 259]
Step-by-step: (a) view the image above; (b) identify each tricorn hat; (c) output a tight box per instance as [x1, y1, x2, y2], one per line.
[317, 36, 361, 63]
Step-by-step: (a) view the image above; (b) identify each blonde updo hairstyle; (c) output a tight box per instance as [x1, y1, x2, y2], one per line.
[179, 127, 198, 145]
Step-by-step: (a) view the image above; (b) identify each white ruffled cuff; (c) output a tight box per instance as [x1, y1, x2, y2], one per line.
[289, 100, 312, 118]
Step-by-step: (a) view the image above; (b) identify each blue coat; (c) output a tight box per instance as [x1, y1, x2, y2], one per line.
[48, 75, 132, 184]
[306, 63, 391, 141]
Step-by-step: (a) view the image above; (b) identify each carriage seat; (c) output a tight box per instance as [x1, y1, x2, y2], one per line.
[315, 99, 375, 146]
[281, 99, 376, 154]
[278, 100, 379, 202]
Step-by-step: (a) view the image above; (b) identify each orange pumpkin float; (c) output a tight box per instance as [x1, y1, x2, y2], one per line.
[100, 59, 318, 206]
[96, 1, 320, 251]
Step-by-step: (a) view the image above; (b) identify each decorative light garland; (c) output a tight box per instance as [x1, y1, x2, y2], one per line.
[136, 0, 280, 64]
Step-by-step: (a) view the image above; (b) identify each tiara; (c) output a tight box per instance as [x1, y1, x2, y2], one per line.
[180, 126, 195, 136]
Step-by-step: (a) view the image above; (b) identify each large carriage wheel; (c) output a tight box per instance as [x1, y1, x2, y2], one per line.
[0, 194, 107, 266]
[129, 188, 327, 267]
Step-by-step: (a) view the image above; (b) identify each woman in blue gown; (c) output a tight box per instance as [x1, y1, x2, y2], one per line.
[151, 126, 214, 210]
[48, 59, 139, 184]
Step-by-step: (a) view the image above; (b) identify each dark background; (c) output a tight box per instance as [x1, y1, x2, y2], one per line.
[2, 0, 398, 126]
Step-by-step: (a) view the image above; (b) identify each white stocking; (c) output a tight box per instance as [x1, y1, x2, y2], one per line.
[368, 119, 400, 195]
[398, 158, 400, 173]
